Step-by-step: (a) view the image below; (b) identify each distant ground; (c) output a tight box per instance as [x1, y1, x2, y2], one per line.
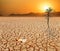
[0, 17, 60, 51]
[9, 12, 60, 17]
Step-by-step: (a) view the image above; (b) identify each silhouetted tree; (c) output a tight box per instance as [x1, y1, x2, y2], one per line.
[45, 7, 53, 51]
[46, 7, 52, 28]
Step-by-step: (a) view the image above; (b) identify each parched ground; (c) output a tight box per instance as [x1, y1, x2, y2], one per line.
[0, 17, 60, 51]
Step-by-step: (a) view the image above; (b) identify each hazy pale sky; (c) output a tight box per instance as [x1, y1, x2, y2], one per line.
[0, 0, 60, 15]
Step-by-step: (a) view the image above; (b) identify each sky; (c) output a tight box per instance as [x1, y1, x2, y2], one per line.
[0, 0, 60, 15]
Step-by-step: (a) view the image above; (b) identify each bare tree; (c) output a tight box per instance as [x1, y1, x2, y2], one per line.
[45, 7, 53, 51]
[45, 7, 53, 38]
[46, 7, 52, 28]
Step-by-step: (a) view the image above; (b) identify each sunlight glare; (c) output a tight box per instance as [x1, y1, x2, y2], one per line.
[44, 6, 49, 10]
[38, 3, 52, 12]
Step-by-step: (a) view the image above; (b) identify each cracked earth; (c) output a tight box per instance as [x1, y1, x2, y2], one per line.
[0, 17, 60, 51]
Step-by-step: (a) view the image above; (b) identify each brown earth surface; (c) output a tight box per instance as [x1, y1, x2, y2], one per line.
[0, 17, 60, 51]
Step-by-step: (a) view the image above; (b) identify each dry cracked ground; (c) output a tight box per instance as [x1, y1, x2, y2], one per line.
[0, 17, 60, 51]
